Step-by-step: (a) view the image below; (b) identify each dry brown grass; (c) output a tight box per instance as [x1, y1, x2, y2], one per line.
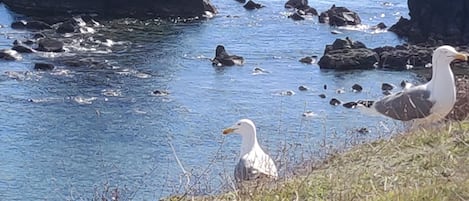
[166, 120, 469, 201]
[449, 75, 469, 121]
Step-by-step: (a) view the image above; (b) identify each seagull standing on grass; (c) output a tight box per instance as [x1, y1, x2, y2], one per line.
[360, 45, 467, 124]
[223, 119, 278, 182]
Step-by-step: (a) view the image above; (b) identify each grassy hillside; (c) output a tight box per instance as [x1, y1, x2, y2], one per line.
[168, 121, 469, 201]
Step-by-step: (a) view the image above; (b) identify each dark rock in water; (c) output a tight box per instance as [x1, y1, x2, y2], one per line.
[343, 101, 357, 108]
[289, 12, 305, 21]
[329, 98, 341, 106]
[244, 0, 264, 10]
[36, 38, 64, 52]
[318, 37, 379, 70]
[388, 1, 468, 44]
[285, 0, 308, 9]
[375, 22, 387, 29]
[352, 84, 363, 92]
[319, 4, 361, 26]
[323, 84, 327, 90]
[288, 7, 317, 21]
[318, 47, 378, 70]
[11, 21, 27, 29]
[12, 44, 35, 53]
[285, 0, 317, 16]
[34, 63, 55, 71]
[211, 45, 244, 67]
[153, 90, 169, 96]
[0, 49, 22, 60]
[56, 21, 77, 34]
[235, 0, 246, 3]
[25, 21, 52, 30]
[2, 0, 217, 20]
[298, 85, 308, 91]
[318, 94, 326, 99]
[299, 56, 317, 64]
[381, 83, 394, 91]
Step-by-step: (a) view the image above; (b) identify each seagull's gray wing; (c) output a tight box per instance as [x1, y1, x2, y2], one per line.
[235, 158, 258, 182]
[234, 158, 273, 182]
[374, 88, 435, 121]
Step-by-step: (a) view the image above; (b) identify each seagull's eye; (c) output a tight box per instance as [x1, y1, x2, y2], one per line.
[237, 123, 241, 126]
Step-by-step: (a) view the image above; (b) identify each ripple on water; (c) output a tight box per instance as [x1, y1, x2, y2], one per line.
[101, 89, 122, 97]
[72, 96, 97, 104]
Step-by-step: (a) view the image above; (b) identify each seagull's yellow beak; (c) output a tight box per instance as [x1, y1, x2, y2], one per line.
[223, 128, 236, 135]
[455, 53, 468, 61]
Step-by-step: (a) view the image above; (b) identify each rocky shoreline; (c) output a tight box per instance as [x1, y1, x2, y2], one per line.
[1, 0, 468, 120]
[1, 0, 217, 20]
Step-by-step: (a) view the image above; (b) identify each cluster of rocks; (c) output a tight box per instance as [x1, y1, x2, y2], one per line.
[317, 37, 469, 72]
[0, 16, 104, 71]
[2, 0, 217, 20]
[284, 0, 369, 29]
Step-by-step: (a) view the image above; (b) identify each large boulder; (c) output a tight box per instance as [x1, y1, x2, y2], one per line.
[389, 0, 469, 44]
[2, 0, 217, 19]
[318, 38, 378, 70]
[36, 38, 64, 52]
[319, 4, 361, 26]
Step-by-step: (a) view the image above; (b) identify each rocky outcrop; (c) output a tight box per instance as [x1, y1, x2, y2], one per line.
[211, 45, 245, 67]
[2, 0, 217, 20]
[373, 45, 433, 70]
[285, 0, 318, 19]
[318, 38, 378, 70]
[318, 5, 361, 26]
[243, 0, 264, 10]
[36, 38, 64, 52]
[34, 63, 55, 71]
[389, 0, 469, 44]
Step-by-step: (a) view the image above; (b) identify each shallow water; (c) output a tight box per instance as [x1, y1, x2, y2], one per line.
[0, 0, 415, 199]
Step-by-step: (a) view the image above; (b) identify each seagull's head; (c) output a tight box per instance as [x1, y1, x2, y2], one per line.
[223, 119, 256, 137]
[434, 45, 467, 64]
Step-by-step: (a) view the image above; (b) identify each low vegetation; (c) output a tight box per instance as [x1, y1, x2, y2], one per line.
[168, 120, 469, 201]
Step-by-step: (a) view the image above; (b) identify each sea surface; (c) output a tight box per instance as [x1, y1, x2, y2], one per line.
[0, 0, 416, 200]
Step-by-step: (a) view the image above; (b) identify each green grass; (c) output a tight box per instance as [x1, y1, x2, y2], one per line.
[167, 120, 469, 201]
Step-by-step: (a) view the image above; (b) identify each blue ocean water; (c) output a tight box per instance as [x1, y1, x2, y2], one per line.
[0, 0, 415, 199]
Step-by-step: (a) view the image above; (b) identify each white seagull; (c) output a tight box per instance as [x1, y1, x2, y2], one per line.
[223, 119, 278, 182]
[362, 45, 467, 123]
